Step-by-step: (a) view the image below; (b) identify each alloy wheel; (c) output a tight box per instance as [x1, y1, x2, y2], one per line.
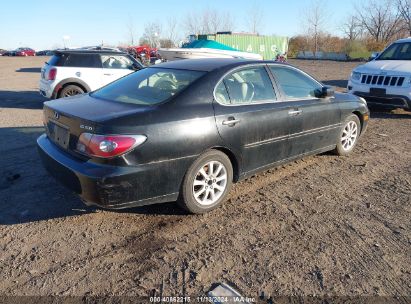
[192, 161, 227, 206]
[341, 120, 358, 151]
[64, 88, 82, 97]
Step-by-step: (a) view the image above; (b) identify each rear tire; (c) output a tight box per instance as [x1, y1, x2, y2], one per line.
[334, 114, 361, 156]
[178, 150, 233, 214]
[59, 85, 84, 98]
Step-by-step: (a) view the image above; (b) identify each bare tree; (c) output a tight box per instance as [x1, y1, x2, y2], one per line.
[126, 16, 137, 46]
[221, 12, 235, 33]
[183, 8, 235, 35]
[355, 0, 403, 42]
[207, 9, 235, 33]
[246, 2, 264, 34]
[200, 9, 212, 33]
[302, 0, 328, 55]
[141, 22, 162, 47]
[183, 12, 200, 35]
[340, 15, 362, 40]
[397, 0, 411, 35]
[164, 17, 179, 47]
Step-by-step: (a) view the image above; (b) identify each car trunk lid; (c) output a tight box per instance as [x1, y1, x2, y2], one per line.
[43, 94, 153, 155]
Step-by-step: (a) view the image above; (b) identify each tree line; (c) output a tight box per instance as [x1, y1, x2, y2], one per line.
[124, 4, 264, 49]
[124, 0, 410, 59]
[289, 0, 411, 58]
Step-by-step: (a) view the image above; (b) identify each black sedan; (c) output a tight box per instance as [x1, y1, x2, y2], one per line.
[37, 58, 369, 214]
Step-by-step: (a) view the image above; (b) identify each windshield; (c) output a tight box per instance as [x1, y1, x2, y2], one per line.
[91, 67, 205, 105]
[377, 42, 411, 60]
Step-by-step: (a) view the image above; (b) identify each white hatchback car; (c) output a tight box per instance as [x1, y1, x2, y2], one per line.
[348, 37, 411, 111]
[39, 50, 143, 99]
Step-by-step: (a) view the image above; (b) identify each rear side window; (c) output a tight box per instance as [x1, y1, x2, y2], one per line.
[269, 66, 321, 99]
[64, 54, 101, 68]
[215, 82, 231, 104]
[222, 66, 276, 104]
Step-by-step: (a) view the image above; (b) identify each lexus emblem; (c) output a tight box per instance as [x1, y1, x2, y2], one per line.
[54, 111, 60, 120]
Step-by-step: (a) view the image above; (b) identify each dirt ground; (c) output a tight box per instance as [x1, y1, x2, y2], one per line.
[0, 57, 410, 302]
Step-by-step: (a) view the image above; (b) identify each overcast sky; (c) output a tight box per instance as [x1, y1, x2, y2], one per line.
[1, 0, 355, 50]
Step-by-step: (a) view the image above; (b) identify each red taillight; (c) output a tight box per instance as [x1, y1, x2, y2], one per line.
[47, 68, 57, 80]
[76, 133, 146, 158]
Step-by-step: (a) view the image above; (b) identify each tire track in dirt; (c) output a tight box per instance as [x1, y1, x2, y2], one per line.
[124, 118, 411, 297]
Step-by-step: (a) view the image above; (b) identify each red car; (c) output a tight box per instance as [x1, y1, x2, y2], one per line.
[15, 47, 36, 56]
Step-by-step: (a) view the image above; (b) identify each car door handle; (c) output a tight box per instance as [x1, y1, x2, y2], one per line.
[288, 109, 302, 116]
[222, 118, 240, 126]
[104, 73, 113, 76]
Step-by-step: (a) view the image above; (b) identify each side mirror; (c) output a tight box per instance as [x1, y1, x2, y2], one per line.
[314, 86, 334, 98]
[369, 52, 379, 61]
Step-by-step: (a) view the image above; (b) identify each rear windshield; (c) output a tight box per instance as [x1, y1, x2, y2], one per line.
[91, 68, 205, 105]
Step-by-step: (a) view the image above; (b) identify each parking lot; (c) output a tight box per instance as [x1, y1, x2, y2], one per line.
[0, 56, 410, 300]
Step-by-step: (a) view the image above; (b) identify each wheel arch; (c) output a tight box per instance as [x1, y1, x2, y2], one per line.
[210, 146, 241, 182]
[352, 110, 364, 133]
[53, 78, 91, 98]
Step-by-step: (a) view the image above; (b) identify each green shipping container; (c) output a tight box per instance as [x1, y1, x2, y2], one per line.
[198, 34, 289, 60]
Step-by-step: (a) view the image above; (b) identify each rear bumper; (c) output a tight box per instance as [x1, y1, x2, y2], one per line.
[39, 79, 55, 99]
[37, 134, 180, 209]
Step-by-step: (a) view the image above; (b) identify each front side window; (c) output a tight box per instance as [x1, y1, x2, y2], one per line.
[101, 55, 134, 69]
[377, 42, 411, 60]
[222, 66, 276, 104]
[270, 66, 321, 99]
[91, 67, 205, 105]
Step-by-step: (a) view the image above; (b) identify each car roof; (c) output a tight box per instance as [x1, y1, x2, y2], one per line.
[54, 49, 127, 55]
[153, 58, 280, 72]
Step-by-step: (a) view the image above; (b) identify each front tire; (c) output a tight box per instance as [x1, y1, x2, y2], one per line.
[179, 150, 233, 214]
[59, 85, 84, 98]
[334, 114, 361, 156]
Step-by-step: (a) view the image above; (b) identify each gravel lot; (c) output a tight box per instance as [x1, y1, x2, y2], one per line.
[0, 57, 410, 302]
